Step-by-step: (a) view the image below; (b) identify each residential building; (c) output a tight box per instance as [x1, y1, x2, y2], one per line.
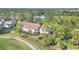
[0, 19, 16, 33]
[0, 19, 4, 26]
[34, 15, 45, 20]
[4, 21, 16, 29]
[22, 22, 48, 34]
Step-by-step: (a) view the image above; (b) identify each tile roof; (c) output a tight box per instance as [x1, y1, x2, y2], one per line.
[23, 22, 41, 30]
[40, 25, 46, 29]
[4, 21, 12, 24]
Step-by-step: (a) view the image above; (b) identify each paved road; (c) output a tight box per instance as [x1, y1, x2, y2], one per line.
[11, 37, 37, 50]
[0, 35, 37, 50]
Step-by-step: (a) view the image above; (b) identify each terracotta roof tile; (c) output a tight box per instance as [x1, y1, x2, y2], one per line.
[23, 22, 41, 30]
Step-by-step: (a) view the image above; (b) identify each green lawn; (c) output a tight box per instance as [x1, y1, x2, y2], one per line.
[0, 38, 32, 50]
[22, 35, 49, 50]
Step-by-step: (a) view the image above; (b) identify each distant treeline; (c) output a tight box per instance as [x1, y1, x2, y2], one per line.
[0, 8, 79, 16]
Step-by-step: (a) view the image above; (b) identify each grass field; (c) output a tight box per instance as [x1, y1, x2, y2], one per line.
[0, 38, 32, 50]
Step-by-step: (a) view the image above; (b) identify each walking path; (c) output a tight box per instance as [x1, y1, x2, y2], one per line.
[11, 36, 37, 50]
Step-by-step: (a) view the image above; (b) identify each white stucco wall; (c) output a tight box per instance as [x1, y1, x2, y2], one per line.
[22, 28, 48, 34]
[4, 25, 9, 28]
[40, 29, 48, 34]
[22, 28, 29, 32]
[22, 27, 35, 33]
